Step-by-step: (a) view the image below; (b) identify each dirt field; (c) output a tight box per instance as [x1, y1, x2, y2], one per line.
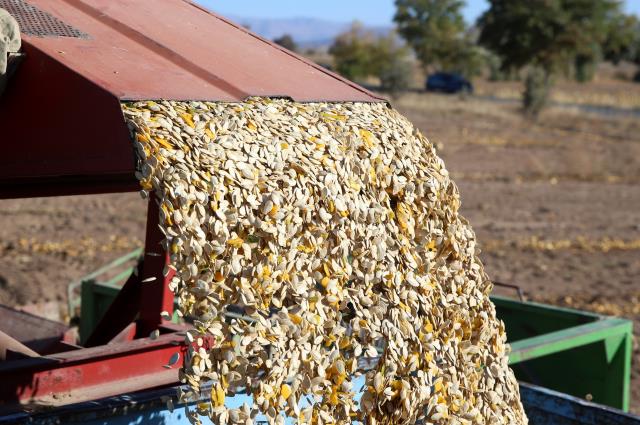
[0, 83, 639, 410]
[395, 90, 640, 411]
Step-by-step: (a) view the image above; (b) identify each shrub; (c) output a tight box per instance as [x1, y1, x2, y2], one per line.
[523, 67, 551, 118]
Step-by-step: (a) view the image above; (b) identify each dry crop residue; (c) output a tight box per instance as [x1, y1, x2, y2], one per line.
[122, 98, 527, 425]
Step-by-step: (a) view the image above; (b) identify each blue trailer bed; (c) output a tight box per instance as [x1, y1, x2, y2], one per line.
[2, 382, 639, 424]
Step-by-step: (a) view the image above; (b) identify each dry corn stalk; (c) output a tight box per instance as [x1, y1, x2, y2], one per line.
[123, 98, 527, 425]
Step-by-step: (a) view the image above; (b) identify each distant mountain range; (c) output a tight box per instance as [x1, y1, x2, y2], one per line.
[227, 15, 392, 48]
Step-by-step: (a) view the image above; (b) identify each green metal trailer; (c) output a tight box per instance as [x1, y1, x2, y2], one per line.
[495, 296, 632, 411]
[70, 251, 634, 412]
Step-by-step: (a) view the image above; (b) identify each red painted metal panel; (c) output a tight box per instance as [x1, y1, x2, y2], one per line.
[0, 0, 384, 199]
[18, 0, 382, 103]
[138, 196, 176, 336]
[0, 41, 136, 198]
[0, 332, 199, 409]
[83, 267, 142, 348]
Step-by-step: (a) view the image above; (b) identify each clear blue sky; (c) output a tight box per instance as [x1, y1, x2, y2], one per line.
[201, 0, 640, 25]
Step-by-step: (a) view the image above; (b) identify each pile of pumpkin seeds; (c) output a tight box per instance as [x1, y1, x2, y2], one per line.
[123, 98, 527, 425]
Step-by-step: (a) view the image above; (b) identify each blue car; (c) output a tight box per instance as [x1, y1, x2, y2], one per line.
[426, 72, 473, 94]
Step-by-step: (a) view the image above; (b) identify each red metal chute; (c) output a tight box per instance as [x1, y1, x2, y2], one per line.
[0, 0, 383, 198]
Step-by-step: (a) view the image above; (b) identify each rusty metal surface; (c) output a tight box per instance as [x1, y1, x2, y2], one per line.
[0, 0, 384, 198]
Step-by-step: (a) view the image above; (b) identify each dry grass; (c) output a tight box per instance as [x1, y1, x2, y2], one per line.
[0, 235, 142, 259]
[482, 236, 640, 253]
[474, 79, 640, 109]
[392, 91, 516, 118]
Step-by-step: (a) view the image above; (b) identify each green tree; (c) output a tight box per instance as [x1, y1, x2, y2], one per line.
[273, 34, 298, 53]
[393, 0, 466, 71]
[479, 0, 623, 115]
[371, 32, 413, 96]
[328, 22, 375, 81]
[602, 13, 640, 64]
[448, 43, 487, 78]
[329, 25, 414, 95]
[572, 11, 640, 82]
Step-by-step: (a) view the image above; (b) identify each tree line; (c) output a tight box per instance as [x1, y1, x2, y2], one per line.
[274, 0, 640, 116]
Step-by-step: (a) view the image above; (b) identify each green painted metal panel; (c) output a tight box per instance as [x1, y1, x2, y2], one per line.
[493, 296, 633, 411]
[508, 318, 631, 363]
